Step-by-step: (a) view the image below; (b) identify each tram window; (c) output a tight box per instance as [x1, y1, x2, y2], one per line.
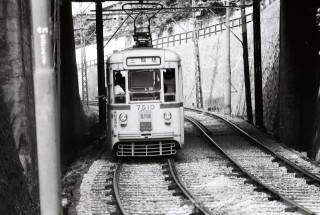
[129, 70, 161, 101]
[164, 69, 176, 102]
[114, 71, 126, 103]
[129, 70, 160, 91]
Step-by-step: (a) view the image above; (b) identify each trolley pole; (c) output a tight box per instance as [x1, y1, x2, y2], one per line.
[225, 0, 231, 115]
[241, 0, 253, 124]
[31, 0, 62, 214]
[253, 0, 264, 127]
[96, 1, 106, 131]
[192, 0, 203, 109]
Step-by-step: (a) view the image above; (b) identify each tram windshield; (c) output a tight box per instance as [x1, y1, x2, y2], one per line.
[129, 70, 161, 101]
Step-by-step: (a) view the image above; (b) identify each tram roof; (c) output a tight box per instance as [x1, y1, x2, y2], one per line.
[107, 47, 181, 64]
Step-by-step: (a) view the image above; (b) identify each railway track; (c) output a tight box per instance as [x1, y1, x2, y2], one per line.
[76, 159, 120, 215]
[184, 108, 320, 215]
[174, 120, 303, 214]
[113, 158, 213, 215]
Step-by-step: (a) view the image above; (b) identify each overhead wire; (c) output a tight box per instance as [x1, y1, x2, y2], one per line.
[103, 11, 134, 48]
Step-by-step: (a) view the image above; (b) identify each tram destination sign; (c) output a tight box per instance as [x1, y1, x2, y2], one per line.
[127, 56, 161, 66]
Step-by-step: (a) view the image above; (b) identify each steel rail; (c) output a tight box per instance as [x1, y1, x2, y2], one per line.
[185, 107, 320, 185]
[113, 159, 129, 215]
[185, 115, 315, 215]
[167, 158, 213, 215]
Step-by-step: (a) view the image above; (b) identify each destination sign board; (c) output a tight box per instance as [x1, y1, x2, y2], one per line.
[126, 56, 161, 66]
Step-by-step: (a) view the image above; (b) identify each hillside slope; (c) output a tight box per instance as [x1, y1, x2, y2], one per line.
[168, 0, 280, 133]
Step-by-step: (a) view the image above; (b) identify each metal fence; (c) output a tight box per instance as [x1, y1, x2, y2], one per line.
[151, 0, 278, 48]
[152, 13, 253, 48]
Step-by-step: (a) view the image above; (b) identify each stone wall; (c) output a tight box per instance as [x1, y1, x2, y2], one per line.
[0, 0, 38, 211]
[0, 0, 38, 197]
[0, 87, 34, 215]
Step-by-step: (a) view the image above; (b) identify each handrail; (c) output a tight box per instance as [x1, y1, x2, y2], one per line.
[152, 0, 278, 47]
[152, 13, 253, 48]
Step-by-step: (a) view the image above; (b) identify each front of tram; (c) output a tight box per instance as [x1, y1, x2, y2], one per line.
[107, 3, 184, 156]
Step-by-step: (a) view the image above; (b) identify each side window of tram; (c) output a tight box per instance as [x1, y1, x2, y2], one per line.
[114, 71, 126, 104]
[164, 69, 176, 102]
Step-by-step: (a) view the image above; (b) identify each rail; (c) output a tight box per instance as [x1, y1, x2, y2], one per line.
[113, 159, 128, 215]
[185, 107, 320, 185]
[185, 114, 315, 215]
[167, 158, 213, 215]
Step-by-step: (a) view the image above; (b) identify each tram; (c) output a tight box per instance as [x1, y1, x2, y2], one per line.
[106, 47, 184, 156]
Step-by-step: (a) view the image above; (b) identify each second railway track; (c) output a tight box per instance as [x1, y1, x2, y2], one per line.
[185, 108, 320, 215]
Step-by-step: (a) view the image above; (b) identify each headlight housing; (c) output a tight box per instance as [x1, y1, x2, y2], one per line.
[119, 113, 128, 123]
[164, 112, 172, 121]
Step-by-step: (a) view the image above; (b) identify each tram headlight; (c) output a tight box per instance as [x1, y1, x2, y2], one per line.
[164, 112, 172, 124]
[119, 113, 128, 124]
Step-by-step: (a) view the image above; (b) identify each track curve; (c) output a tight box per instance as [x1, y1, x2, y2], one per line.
[184, 108, 320, 215]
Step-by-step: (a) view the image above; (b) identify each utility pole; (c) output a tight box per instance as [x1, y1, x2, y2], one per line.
[80, 3, 89, 106]
[96, 2, 106, 131]
[253, 0, 264, 128]
[225, 0, 231, 115]
[31, 0, 61, 214]
[241, 0, 253, 124]
[192, 0, 203, 109]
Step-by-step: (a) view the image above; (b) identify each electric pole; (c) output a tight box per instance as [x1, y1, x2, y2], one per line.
[79, 3, 89, 106]
[192, 0, 203, 109]
[241, 0, 253, 123]
[225, 0, 231, 115]
[96, 2, 106, 131]
[253, 0, 264, 128]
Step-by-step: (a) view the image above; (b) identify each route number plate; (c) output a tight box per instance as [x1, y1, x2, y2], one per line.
[140, 111, 152, 131]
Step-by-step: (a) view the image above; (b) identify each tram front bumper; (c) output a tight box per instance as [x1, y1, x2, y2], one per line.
[116, 141, 177, 156]
[115, 132, 180, 156]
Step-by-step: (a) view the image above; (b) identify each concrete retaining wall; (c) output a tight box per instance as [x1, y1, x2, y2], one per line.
[169, 0, 280, 134]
